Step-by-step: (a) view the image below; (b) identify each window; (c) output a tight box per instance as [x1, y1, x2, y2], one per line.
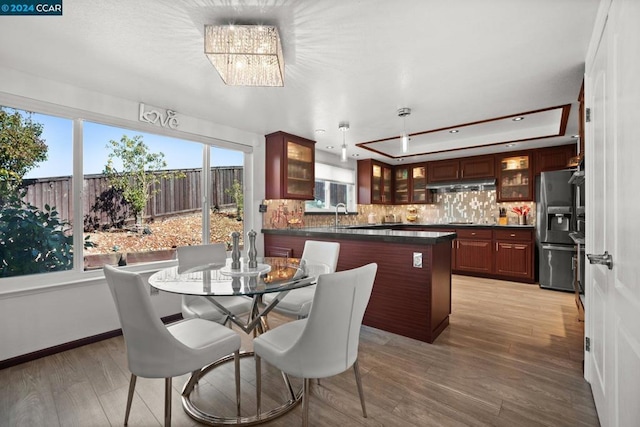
[82, 122, 245, 269]
[0, 107, 74, 278]
[305, 163, 356, 213]
[1, 102, 246, 279]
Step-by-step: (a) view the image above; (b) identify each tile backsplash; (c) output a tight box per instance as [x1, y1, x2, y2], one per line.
[262, 190, 535, 229]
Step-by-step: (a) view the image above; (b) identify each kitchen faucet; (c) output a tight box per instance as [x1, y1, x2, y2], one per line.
[335, 203, 348, 227]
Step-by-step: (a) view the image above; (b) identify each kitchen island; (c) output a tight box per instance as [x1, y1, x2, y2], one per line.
[262, 227, 456, 343]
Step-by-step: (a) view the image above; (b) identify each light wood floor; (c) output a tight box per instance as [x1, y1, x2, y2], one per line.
[0, 275, 599, 427]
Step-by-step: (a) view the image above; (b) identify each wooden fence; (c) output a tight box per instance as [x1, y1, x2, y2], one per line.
[21, 166, 243, 226]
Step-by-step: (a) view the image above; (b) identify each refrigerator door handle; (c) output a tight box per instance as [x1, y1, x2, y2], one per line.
[541, 244, 576, 252]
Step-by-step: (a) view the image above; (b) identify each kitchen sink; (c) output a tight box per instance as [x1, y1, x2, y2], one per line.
[448, 221, 476, 225]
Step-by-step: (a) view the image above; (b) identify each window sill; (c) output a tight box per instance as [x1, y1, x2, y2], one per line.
[0, 259, 177, 299]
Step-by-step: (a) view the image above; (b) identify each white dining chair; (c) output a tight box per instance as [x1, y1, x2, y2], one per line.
[177, 243, 252, 326]
[103, 264, 242, 427]
[253, 263, 378, 427]
[262, 240, 340, 319]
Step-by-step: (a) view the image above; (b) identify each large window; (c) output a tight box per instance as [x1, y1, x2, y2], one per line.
[305, 163, 356, 213]
[1, 103, 246, 279]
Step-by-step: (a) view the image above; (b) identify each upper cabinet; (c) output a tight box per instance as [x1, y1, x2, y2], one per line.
[428, 155, 495, 182]
[394, 163, 431, 204]
[410, 164, 431, 203]
[394, 165, 410, 204]
[358, 159, 393, 204]
[497, 152, 532, 201]
[534, 144, 577, 175]
[265, 132, 315, 200]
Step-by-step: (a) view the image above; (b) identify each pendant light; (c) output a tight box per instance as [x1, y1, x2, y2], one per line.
[398, 107, 411, 153]
[339, 122, 349, 162]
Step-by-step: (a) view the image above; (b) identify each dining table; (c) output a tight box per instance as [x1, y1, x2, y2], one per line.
[148, 256, 330, 426]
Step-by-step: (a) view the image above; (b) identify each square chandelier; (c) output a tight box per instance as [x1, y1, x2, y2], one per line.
[204, 25, 284, 87]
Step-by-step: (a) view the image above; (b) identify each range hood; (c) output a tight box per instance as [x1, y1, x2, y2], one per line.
[426, 178, 497, 193]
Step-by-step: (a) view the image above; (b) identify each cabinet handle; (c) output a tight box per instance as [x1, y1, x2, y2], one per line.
[496, 242, 498, 251]
[510, 233, 516, 237]
[461, 169, 464, 178]
[471, 232, 476, 236]
[457, 241, 459, 249]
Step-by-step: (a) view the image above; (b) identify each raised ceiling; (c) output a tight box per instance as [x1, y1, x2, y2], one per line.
[0, 0, 600, 164]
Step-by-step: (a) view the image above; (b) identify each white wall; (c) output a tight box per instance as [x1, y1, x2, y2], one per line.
[0, 65, 266, 362]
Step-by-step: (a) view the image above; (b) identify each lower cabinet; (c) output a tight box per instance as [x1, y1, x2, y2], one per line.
[454, 229, 493, 274]
[493, 229, 534, 281]
[448, 227, 534, 283]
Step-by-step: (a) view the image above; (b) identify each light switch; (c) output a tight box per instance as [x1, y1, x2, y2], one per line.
[413, 252, 423, 268]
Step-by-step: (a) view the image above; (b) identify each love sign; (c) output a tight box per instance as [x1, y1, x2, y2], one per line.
[138, 103, 179, 129]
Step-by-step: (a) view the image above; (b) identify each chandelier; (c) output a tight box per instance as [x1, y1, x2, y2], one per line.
[204, 25, 285, 87]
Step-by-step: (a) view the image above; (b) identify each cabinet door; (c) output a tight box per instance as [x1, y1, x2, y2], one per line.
[455, 238, 493, 273]
[285, 140, 314, 198]
[494, 241, 532, 279]
[534, 144, 577, 175]
[382, 166, 393, 203]
[460, 155, 495, 179]
[394, 166, 410, 204]
[497, 153, 533, 201]
[410, 164, 429, 203]
[371, 163, 383, 203]
[428, 159, 460, 182]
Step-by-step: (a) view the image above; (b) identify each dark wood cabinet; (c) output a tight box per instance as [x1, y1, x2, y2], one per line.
[497, 152, 533, 202]
[265, 132, 315, 200]
[534, 144, 577, 175]
[453, 228, 493, 274]
[428, 155, 495, 182]
[493, 229, 534, 281]
[409, 164, 431, 203]
[358, 159, 393, 204]
[460, 155, 495, 179]
[428, 159, 460, 182]
[394, 165, 410, 204]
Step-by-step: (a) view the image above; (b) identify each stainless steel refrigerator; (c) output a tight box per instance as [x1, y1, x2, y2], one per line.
[536, 169, 576, 291]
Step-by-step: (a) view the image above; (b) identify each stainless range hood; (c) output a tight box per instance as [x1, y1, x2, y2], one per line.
[426, 178, 497, 193]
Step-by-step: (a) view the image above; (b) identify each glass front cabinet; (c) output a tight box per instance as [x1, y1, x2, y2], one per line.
[265, 132, 315, 200]
[497, 152, 532, 201]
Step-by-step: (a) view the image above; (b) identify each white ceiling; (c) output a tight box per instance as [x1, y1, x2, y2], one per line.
[0, 0, 600, 164]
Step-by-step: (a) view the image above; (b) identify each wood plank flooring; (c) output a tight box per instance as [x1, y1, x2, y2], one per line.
[0, 275, 599, 426]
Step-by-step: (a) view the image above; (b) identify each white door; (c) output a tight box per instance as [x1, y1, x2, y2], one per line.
[585, 0, 640, 426]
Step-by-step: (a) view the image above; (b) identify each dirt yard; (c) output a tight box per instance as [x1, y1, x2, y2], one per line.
[83, 212, 244, 254]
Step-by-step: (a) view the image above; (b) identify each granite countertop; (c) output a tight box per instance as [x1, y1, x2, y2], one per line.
[331, 222, 535, 229]
[262, 226, 456, 245]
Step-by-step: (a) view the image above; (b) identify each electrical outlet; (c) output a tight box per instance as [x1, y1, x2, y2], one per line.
[413, 252, 423, 268]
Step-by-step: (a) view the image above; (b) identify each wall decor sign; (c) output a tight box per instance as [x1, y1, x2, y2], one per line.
[138, 103, 179, 129]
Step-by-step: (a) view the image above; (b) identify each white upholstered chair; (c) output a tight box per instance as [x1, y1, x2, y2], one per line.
[262, 240, 340, 319]
[253, 263, 378, 426]
[177, 243, 252, 326]
[103, 264, 241, 427]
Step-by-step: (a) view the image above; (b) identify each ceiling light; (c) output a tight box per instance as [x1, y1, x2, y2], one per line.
[339, 122, 350, 162]
[352, 153, 360, 157]
[398, 107, 411, 153]
[505, 143, 516, 148]
[204, 25, 284, 86]
[396, 158, 404, 162]
[512, 116, 524, 121]
[572, 134, 580, 138]
[325, 145, 334, 149]
[315, 129, 326, 134]
[449, 129, 459, 133]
